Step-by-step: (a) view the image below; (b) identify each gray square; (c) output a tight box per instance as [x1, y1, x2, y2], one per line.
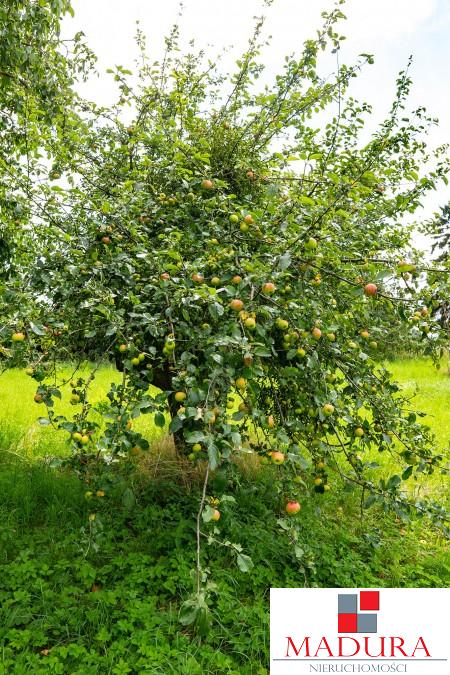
[338, 594, 357, 613]
[357, 614, 377, 633]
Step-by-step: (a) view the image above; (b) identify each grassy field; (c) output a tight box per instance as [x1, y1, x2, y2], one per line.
[0, 359, 449, 673]
[1, 358, 449, 459]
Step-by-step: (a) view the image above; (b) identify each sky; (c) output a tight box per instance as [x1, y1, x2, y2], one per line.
[62, 0, 450, 242]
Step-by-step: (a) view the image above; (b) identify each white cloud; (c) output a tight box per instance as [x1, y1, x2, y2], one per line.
[343, 0, 437, 41]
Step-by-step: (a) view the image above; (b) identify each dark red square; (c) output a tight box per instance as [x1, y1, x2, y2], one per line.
[338, 613, 358, 632]
[360, 591, 379, 611]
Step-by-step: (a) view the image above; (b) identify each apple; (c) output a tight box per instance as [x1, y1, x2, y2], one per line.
[131, 357, 140, 366]
[25, 367, 34, 376]
[322, 403, 334, 416]
[34, 393, 44, 404]
[239, 222, 249, 232]
[364, 283, 378, 297]
[271, 451, 285, 465]
[101, 235, 111, 245]
[244, 214, 254, 224]
[191, 273, 204, 283]
[262, 282, 275, 295]
[174, 391, 187, 402]
[164, 338, 175, 352]
[323, 484, 331, 492]
[160, 272, 170, 281]
[192, 443, 202, 452]
[369, 340, 378, 349]
[311, 327, 322, 340]
[232, 275, 243, 285]
[229, 214, 239, 224]
[276, 318, 289, 330]
[314, 477, 323, 486]
[72, 432, 82, 442]
[296, 348, 306, 358]
[230, 299, 244, 312]
[286, 501, 301, 515]
[210, 276, 221, 286]
[243, 353, 253, 366]
[316, 460, 325, 469]
[205, 411, 216, 424]
[131, 446, 141, 456]
[244, 317, 256, 329]
[360, 330, 370, 339]
[211, 509, 221, 522]
[118, 343, 127, 353]
[304, 237, 318, 250]
[70, 393, 80, 404]
[81, 434, 90, 445]
[96, 490, 105, 497]
[267, 415, 275, 428]
[235, 377, 247, 390]
[201, 179, 213, 189]
[326, 333, 336, 341]
[12, 331, 26, 342]
[355, 427, 364, 437]
[246, 170, 255, 179]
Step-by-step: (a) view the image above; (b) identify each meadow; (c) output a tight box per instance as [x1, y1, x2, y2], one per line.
[0, 359, 449, 674]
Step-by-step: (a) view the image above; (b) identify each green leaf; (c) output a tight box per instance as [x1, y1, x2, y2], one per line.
[236, 553, 254, 572]
[154, 412, 166, 428]
[202, 505, 215, 523]
[169, 416, 183, 433]
[179, 599, 199, 626]
[29, 321, 46, 336]
[122, 488, 136, 509]
[278, 253, 292, 270]
[185, 431, 206, 444]
[402, 466, 413, 480]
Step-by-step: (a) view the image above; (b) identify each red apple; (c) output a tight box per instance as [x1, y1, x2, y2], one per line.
[286, 501, 301, 515]
[364, 283, 378, 297]
[262, 282, 276, 295]
[230, 299, 244, 312]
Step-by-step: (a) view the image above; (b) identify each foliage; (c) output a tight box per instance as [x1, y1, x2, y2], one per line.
[0, 449, 449, 674]
[421, 203, 450, 336]
[1, 0, 450, 633]
[429, 203, 450, 263]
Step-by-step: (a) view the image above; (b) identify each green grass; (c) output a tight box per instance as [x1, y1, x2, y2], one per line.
[1, 358, 448, 458]
[387, 357, 450, 451]
[0, 364, 162, 459]
[0, 358, 449, 673]
[0, 450, 448, 674]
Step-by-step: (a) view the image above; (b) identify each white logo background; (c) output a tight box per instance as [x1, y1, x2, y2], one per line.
[270, 588, 450, 674]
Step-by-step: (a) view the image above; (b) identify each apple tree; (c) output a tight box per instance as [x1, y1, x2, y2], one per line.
[2, 2, 450, 629]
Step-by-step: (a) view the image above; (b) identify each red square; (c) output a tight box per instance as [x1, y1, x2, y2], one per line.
[360, 591, 379, 611]
[338, 613, 358, 632]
